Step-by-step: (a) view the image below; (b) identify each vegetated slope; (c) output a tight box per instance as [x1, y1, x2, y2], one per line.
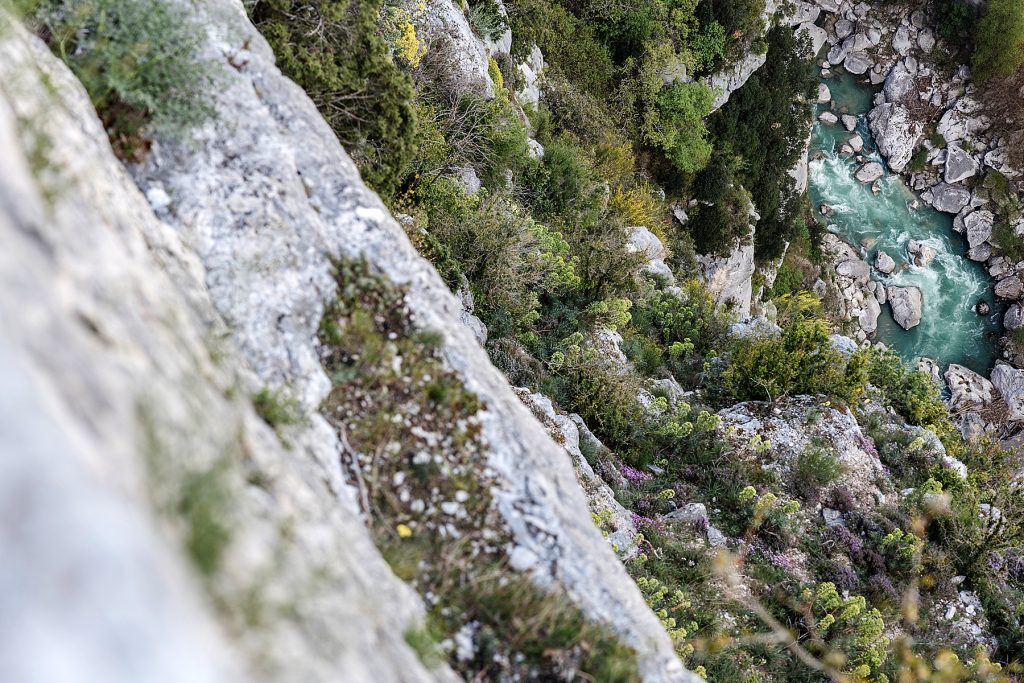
[4, 0, 1024, 681]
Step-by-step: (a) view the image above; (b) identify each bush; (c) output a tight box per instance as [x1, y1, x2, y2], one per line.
[793, 441, 845, 501]
[972, 0, 1024, 82]
[720, 294, 867, 404]
[467, 0, 509, 41]
[252, 0, 417, 195]
[866, 348, 947, 429]
[23, 0, 216, 160]
[644, 81, 715, 173]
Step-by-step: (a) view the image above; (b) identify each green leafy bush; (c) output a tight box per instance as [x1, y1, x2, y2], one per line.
[644, 81, 715, 174]
[252, 0, 416, 195]
[467, 0, 509, 41]
[720, 294, 867, 404]
[866, 348, 947, 429]
[972, 0, 1024, 82]
[22, 0, 216, 160]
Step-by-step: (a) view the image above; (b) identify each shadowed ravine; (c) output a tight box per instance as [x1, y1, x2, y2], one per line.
[809, 71, 1001, 375]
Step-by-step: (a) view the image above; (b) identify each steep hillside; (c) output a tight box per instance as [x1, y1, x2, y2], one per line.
[3, 0, 1024, 682]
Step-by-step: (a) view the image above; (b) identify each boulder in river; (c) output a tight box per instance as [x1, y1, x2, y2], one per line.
[855, 162, 883, 183]
[818, 83, 831, 103]
[844, 51, 872, 75]
[849, 134, 864, 152]
[860, 295, 881, 334]
[964, 210, 994, 248]
[874, 251, 896, 274]
[995, 275, 1024, 300]
[944, 143, 979, 184]
[907, 240, 937, 268]
[836, 258, 871, 283]
[819, 111, 838, 125]
[888, 286, 923, 329]
[927, 183, 972, 214]
[976, 301, 991, 316]
[869, 103, 922, 172]
[842, 114, 858, 131]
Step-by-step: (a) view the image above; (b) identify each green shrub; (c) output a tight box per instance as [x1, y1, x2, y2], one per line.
[253, 387, 303, 431]
[972, 0, 1024, 82]
[793, 441, 845, 501]
[720, 294, 867, 404]
[866, 348, 947, 429]
[23, 0, 216, 160]
[644, 81, 714, 174]
[939, 1, 975, 41]
[467, 0, 509, 41]
[252, 0, 416, 195]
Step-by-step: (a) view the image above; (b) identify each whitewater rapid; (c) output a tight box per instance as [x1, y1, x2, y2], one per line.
[808, 72, 1000, 374]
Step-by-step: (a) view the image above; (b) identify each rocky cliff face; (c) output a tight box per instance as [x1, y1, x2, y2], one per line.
[0, 3, 696, 681]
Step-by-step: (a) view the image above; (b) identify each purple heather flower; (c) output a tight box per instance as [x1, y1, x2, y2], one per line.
[621, 465, 653, 483]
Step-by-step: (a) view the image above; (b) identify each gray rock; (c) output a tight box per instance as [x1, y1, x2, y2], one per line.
[798, 22, 829, 56]
[874, 251, 896, 274]
[819, 111, 839, 124]
[892, 24, 914, 55]
[849, 134, 864, 152]
[869, 103, 922, 172]
[844, 51, 872, 75]
[707, 50, 768, 112]
[928, 183, 973, 213]
[964, 210, 994, 248]
[0, 22, 453, 683]
[822, 507, 844, 527]
[517, 44, 544, 107]
[995, 276, 1024, 299]
[1005, 303, 1024, 330]
[991, 363, 1024, 421]
[860, 295, 881, 333]
[884, 60, 915, 103]
[836, 258, 871, 282]
[944, 144, 979, 183]
[414, 0, 494, 96]
[968, 243, 992, 262]
[827, 42, 849, 66]
[627, 226, 668, 262]
[830, 334, 860, 356]
[918, 28, 936, 52]
[855, 162, 884, 183]
[818, 83, 832, 102]
[834, 18, 854, 39]
[945, 364, 995, 410]
[457, 165, 482, 194]
[908, 240, 937, 267]
[842, 114, 859, 131]
[888, 286, 923, 329]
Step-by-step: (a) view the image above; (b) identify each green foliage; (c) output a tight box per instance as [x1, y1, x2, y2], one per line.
[178, 467, 231, 577]
[416, 181, 578, 340]
[992, 220, 1024, 262]
[644, 81, 715, 174]
[720, 293, 868, 404]
[793, 441, 845, 501]
[939, 1, 976, 41]
[866, 348, 947, 429]
[22, 0, 216, 160]
[252, 387, 303, 431]
[708, 26, 815, 260]
[972, 0, 1024, 82]
[252, 0, 416, 195]
[810, 582, 890, 679]
[467, 0, 509, 41]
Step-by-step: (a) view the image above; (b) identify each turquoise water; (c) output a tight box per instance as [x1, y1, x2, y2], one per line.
[808, 72, 1001, 375]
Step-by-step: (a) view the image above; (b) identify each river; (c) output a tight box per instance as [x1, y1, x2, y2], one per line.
[808, 71, 1001, 375]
